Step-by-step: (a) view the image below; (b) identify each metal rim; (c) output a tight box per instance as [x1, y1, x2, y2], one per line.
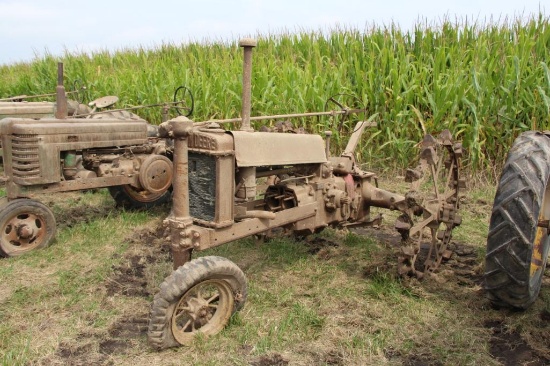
[531, 179, 550, 287]
[171, 279, 234, 344]
[1, 209, 49, 255]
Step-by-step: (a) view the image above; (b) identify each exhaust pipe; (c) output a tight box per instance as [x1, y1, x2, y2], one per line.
[55, 62, 68, 119]
[239, 38, 256, 132]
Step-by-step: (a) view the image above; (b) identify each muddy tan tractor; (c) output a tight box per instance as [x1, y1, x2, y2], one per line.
[484, 131, 550, 309]
[146, 39, 465, 349]
[0, 77, 91, 162]
[0, 64, 194, 257]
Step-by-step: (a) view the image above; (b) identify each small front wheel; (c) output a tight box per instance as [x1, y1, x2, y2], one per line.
[0, 199, 56, 257]
[148, 256, 247, 349]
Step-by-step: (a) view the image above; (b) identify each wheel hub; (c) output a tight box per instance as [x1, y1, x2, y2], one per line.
[186, 297, 212, 322]
[16, 223, 34, 239]
[138, 155, 173, 194]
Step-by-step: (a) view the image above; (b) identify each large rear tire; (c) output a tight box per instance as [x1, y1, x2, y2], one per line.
[108, 185, 171, 210]
[484, 131, 550, 309]
[148, 256, 247, 350]
[109, 154, 173, 210]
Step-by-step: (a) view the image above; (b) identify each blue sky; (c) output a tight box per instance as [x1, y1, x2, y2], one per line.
[0, 0, 546, 65]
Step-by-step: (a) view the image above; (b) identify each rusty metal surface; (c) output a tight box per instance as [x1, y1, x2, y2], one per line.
[231, 131, 326, 167]
[0, 102, 56, 119]
[396, 131, 463, 277]
[161, 37, 464, 280]
[54, 63, 68, 119]
[238, 38, 256, 132]
[146, 37, 467, 349]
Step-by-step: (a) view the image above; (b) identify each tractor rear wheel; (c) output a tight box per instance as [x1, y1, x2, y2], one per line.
[108, 185, 171, 210]
[148, 256, 247, 350]
[0, 199, 56, 257]
[109, 154, 173, 210]
[485, 131, 550, 309]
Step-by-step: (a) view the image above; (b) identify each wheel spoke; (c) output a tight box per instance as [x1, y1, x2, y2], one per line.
[181, 319, 192, 332]
[195, 287, 204, 300]
[174, 308, 190, 321]
[206, 293, 220, 304]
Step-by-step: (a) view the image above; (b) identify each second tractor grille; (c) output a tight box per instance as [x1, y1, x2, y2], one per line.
[11, 134, 40, 178]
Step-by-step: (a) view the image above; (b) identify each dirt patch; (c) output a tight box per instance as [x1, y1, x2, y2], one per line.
[313, 350, 344, 365]
[49, 195, 115, 229]
[105, 254, 152, 297]
[485, 320, 549, 366]
[45, 224, 169, 365]
[99, 339, 130, 355]
[108, 316, 149, 339]
[249, 353, 289, 366]
[352, 226, 550, 365]
[50, 315, 150, 365]
[443, 242, 483, 286]
[105, 223, 170, 297]
[384, 348, 443, 366]
[302, 236, 340, 261]
[354, 226, 483, 283]
[54, 339, 113, 366]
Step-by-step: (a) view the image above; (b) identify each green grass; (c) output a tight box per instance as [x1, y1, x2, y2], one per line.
[2, 15, 550, 175]
[0, 185, 547, 365]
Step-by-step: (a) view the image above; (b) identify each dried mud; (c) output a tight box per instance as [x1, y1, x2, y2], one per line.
[249, 353, 289, 366]
[45, 217, 549, 365]
[49, 225, 169, 366]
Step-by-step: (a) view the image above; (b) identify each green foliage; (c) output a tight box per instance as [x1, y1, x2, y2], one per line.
[1, 14, 549, 173]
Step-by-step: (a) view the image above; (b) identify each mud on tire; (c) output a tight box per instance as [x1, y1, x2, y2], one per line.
[148, 256, 247, 350]
[108, 185, 171, 210]
[0, 199, 56, 257]
[485, 131, 550, 309]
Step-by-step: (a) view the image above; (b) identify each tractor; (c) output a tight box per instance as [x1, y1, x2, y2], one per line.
[146, 39, 465, 349]
[0, 64, 193, 256]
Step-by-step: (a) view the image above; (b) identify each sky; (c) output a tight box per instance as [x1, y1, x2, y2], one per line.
[0, 0, 546, 65]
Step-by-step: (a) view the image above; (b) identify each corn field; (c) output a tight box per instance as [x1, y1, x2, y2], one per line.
[1, 14, 549, 176]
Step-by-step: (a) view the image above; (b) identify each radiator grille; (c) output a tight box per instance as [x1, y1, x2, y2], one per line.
[11, 134, 40, 178]
[189, 152, 216, 221]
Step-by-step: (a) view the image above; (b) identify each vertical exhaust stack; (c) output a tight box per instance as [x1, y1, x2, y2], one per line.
[55, 62, 68, 119]
[236, 38, 258, 200]
[239, 38, 257, 132]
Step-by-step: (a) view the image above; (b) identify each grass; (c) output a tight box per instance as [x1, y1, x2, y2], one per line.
[0, 180, 547, 365]
[2, 14, 550, 176]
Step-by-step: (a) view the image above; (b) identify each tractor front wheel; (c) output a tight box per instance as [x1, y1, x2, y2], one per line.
[0, 199, 56, 257]
[148, 256, 247, 349]
[485, 131, 550, 309]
